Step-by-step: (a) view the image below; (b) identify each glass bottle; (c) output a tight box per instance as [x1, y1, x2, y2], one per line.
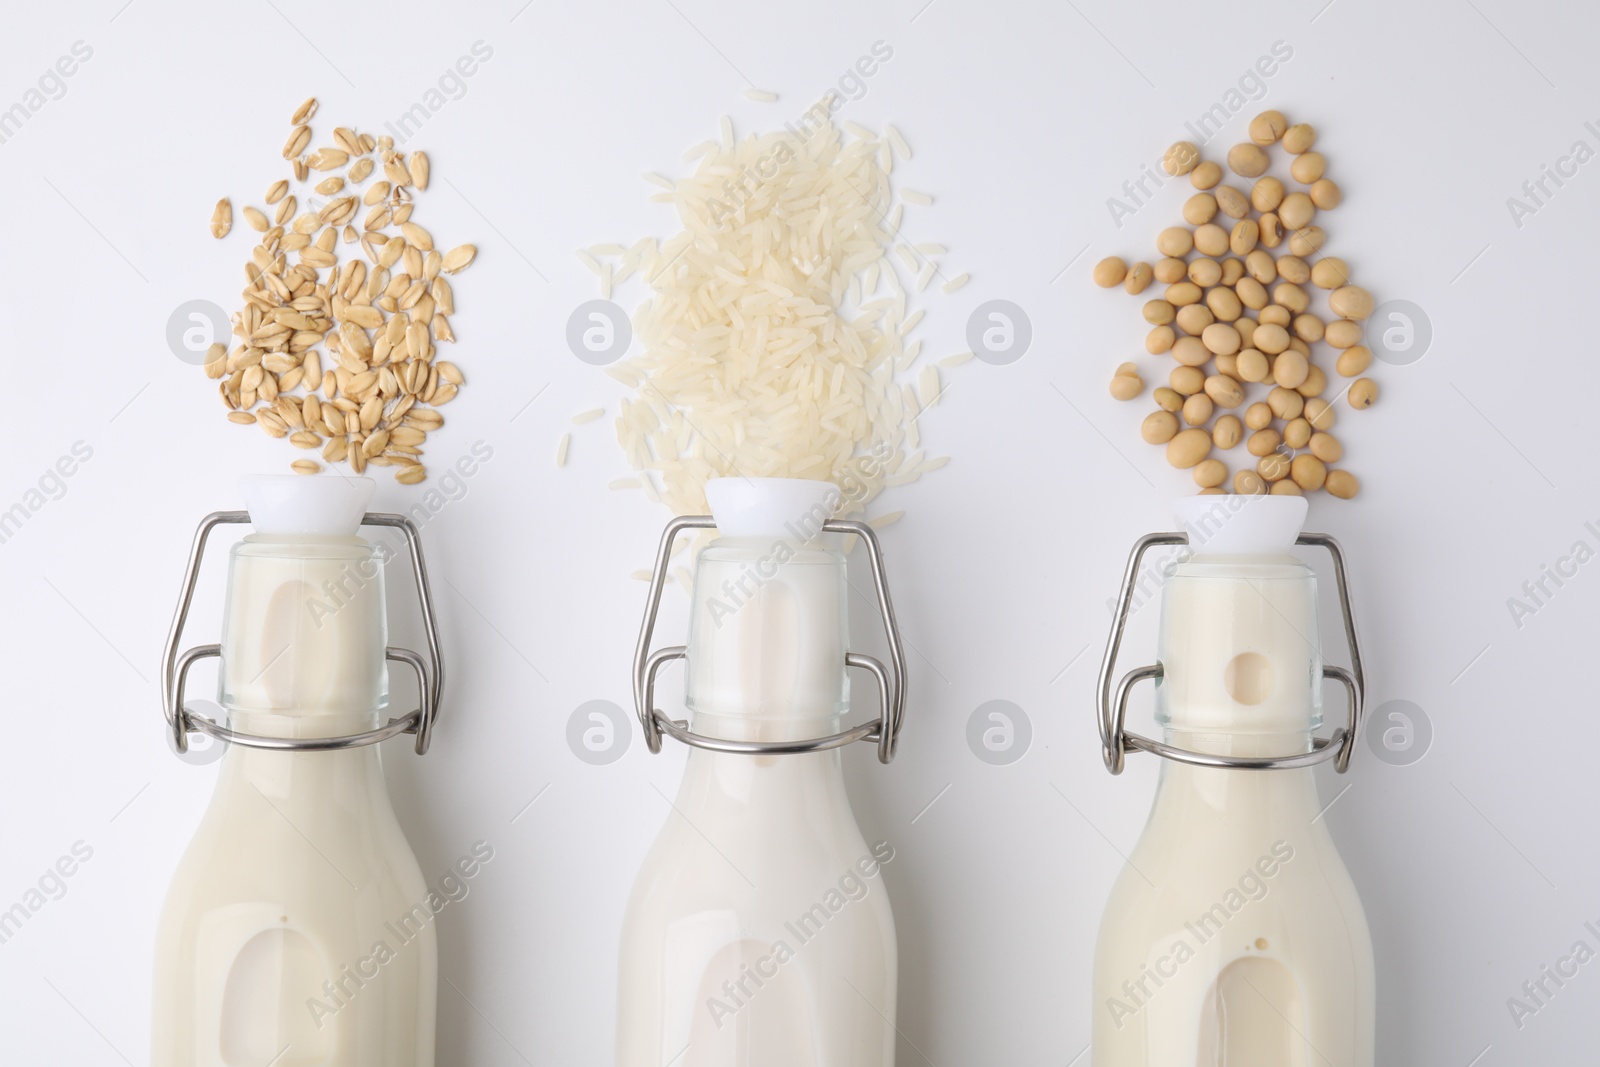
[1092, 496, 1374, 1067]
[153, 476, 445, 1067]
[619, 478, 907, 1067]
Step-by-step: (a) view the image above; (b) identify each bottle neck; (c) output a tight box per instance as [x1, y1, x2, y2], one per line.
[673, 746, 852, 824]
[214, 735, 390, 802]
[1152, 731, 1323, 819]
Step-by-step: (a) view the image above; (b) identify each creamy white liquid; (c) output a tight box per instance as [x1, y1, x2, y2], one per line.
[1093, 554, 1374, 1066]
[617, 532, 897, 1066]
[153, 534, 436, 1066]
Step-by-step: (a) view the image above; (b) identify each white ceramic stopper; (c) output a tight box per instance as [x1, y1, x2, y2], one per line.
[704, 477, 838, 539]
[242, 475, 375, 537]
[1175, 495, 1307, 557]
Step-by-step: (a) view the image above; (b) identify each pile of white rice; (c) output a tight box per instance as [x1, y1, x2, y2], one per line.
[597, 107, 957, 517]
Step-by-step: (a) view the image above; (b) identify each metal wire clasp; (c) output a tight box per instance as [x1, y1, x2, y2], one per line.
[1096, 531, 1365, 775]
[159, 511, 446, 757]
[631, 516, 908, 763]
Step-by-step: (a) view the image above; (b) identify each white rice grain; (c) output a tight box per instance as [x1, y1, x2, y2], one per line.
[573, 408, 605, 424]
[941, 272, 970, 293]
[556, 433, 571, 467]
[885, 124, 911, 160]
[901, 189, 933, 206]
[743, 88, 779, 103]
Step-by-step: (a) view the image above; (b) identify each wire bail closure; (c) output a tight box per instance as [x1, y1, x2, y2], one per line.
[1096, 531, 1365, 775]
[632, 516, 908, 764]
[159, 511, 446, 757]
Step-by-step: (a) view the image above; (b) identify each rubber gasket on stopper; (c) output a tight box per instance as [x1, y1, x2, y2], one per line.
[1175, 495, 1307, 557]
[241, 474, 375, 537]
[704, 477, 837, 539]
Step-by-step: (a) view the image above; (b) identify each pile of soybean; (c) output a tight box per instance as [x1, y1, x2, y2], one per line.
[1094, 111, 1376, 498]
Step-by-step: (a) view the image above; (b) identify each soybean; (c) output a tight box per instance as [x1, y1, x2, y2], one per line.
[1325, 469, 1360, 499]
[1349, 377, 1378, 408]
[1190, 161, 1223, 190]
[1157, 227, 1194, 257]
[1296, 364, 1327, 398]
[1258, 452, 1292, 481]
[1175, 304, 1215, 336]
[1093, 257, 1127, 287]
[1267, 386, 1304, 420]
[1288, 225, 1325, 256]
[1166, 281, 1202, 306]
[1236, 276, 1269, 310]
[1251, 177, 1285, 213]
[1193, 458, 1228, 488]
[1289, 151, 1326, 184]
[1187, 258, 1223, 287]
[1325, 319, 1364, 349]
[1202, 322, 1242, 356]
[1154, 257, 1188, 283]
[1215, 186, 1250, 219]
[1275, 255, 1310, 285]
[1290, 454, 1327, 491]
[1249, 110, 1288, 145]
[1310, 257, 1350, 290]
[1234, 469, 1268, 495]
[1329, 285, 1374, 320]
[1110, 367, 1143, 400]
[1237, 349, 1270, 382]
[1336, 345, 1372, 376]
[1278, 193, 1315, 230]
[1194, 223, 1229, 257]
[1213, 414, 1243, 449]
[1163, 141, 1200, 176]
[1171, 366, 1205, 395]
[1273, 350, 1309, 389]
[1205, 374, 1244, 408]
[1184, 194, 1218, 225]
[1142, 409, 1179, 444]
[1282, 123, 1316, 154]
[1309, 432, 1342, 462]
[1254, 323, 1290, 355]
[1206, 287, 1243, 322]
[1167, 427, 1211, 468]
[1228, 143, 1270, 178]
[1248, 428, 1282, 456]
[1124, 261, 1153, 294]
[1173, 336, 1211, 367]
[1293, 313, 1325, 343]
[1245, 249, 1277, 284]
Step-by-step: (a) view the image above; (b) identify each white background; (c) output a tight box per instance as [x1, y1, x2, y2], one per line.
[1, 0, 1597, 1062]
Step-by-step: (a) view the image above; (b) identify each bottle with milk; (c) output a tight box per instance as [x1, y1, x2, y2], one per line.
[1092, 496, 1374, 1066]
[618, 478, 908, 1067]
[153, 475, 446, 1067]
